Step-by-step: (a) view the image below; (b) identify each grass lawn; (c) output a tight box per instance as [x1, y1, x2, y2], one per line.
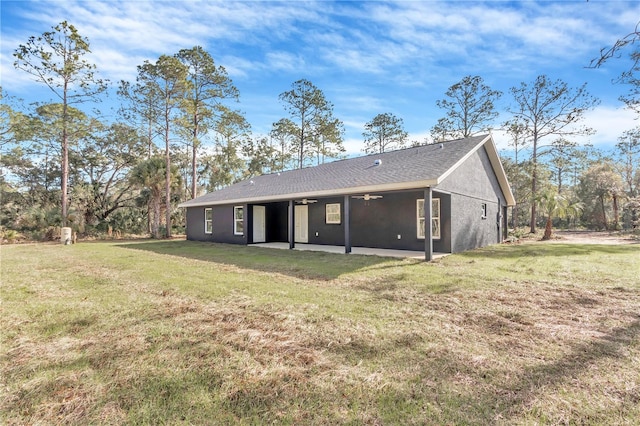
[1, 240, 639, 425]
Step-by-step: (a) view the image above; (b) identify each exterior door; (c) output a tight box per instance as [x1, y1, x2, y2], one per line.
[253, 205, 266, 243]
[294, 205, 308, 243]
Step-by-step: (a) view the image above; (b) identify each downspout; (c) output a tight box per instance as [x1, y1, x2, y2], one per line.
[497, 198, 502, 243]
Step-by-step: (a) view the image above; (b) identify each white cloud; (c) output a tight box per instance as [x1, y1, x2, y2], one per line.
[3, 0, 640, 155]
[218, 56, 256, 80]
[577, 105, 637, 146]
[1, 34, 39, 91]
[342, 136, 364, 156]
[265, 51, 308, 73]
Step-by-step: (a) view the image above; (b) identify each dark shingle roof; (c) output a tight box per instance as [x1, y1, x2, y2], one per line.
[180, 135, 513, 207]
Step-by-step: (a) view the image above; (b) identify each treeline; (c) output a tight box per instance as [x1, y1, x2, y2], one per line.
[1, 22, 639, 241]
[2, 22, 346, 239]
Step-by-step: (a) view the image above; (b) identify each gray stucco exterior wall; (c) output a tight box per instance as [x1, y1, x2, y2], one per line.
[186, 204, 247, 244]
[306, 197, 346, 245]
[348, 191, 448, 251]
[437, 146, 506, 252]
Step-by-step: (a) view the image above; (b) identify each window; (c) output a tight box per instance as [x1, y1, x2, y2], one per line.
[234, 206, 244, 235]
[325, 203, 341, 224]
[204, 208, 213, 234]
[417, 198, 441, 240]
[481, 203, 487, 219]
[432, 200, 441, 239]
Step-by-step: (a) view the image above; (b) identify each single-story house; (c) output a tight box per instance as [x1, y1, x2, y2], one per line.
[179, 134, 515, 260]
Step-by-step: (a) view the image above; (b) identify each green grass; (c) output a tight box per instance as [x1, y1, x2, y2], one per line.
[1, 240, 639, 424]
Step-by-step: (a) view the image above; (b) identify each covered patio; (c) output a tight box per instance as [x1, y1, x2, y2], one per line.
[253, 242, 450, 260]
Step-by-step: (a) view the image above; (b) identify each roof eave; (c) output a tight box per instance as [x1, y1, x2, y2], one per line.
[178, 179, 439, 208]
[483, 137, 516, 207]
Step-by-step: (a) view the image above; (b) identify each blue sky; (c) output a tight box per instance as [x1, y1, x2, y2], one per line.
[2, 0, 639, 155]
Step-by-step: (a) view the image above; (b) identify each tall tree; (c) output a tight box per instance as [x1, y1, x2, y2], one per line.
[269, 118, 296, 171]
[130, 157, 180, 239]
[73, 123, 146, 227]
[430, 75, 501, 142]
[118, 80, 160, 158]
[508, 75, 599, 233]
[209, 108, 250, 189]
[34, 103, 98, 226]
[579, 162, 625, 230]
[1, 103, 92, 231]
[362, 112, 408, 154]
[546, 138, 579, 194]
[311, 116, 345, 165]
[278, 79, 344, 168]
[504, 119, 530, 229]
[616, 127, 640, 197]
[243, 136, 278, 177]
[13, 21, 107, 226]
[134, 55, 188, 238]
[176, 46, 238, 199]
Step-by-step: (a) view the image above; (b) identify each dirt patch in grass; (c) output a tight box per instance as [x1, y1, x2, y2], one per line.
[551, 230, 639, 245]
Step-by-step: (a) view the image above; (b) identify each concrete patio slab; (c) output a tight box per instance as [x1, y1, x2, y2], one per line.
[252, 242, 449, 260]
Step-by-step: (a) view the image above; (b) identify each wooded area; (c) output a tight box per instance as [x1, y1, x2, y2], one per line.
[1, 21, 639, 241]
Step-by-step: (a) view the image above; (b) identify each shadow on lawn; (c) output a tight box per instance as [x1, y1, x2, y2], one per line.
[117, 240, 406, 281]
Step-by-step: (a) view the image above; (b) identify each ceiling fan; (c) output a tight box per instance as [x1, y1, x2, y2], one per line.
[297, 198, 318, 204]
[352, 194, 383, 201]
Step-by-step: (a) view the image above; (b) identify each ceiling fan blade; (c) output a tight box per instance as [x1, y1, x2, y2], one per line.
[351, 194, 382, 200]
[297, 198, 318, 204]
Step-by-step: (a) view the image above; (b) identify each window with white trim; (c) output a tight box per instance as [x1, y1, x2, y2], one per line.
[204, 208, 213, 234]
[481, 203, 487, 219]
[417, 198, 441, 240]
[234, 206, 244, 235]
[325, 203, 341, 224]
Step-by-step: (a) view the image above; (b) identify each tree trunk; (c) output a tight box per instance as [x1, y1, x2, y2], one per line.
[298, 110, 305, 169]
[612, 195, 619, 230]
[62, 86, 69, 227]
[152, 196, 161, 239]
[165, 125, 172, 238]
[147, 115, 153, 159]
[147, 200, 152, 235]
[512, 147, 518, 230]
[191, 111, 198, 199]
[529, 136, 538, 234]
[191, 142, 197, 199]
[542, 216, 553, 240]
[600, 195, 609, 231]
[557, 168, 563, 193]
